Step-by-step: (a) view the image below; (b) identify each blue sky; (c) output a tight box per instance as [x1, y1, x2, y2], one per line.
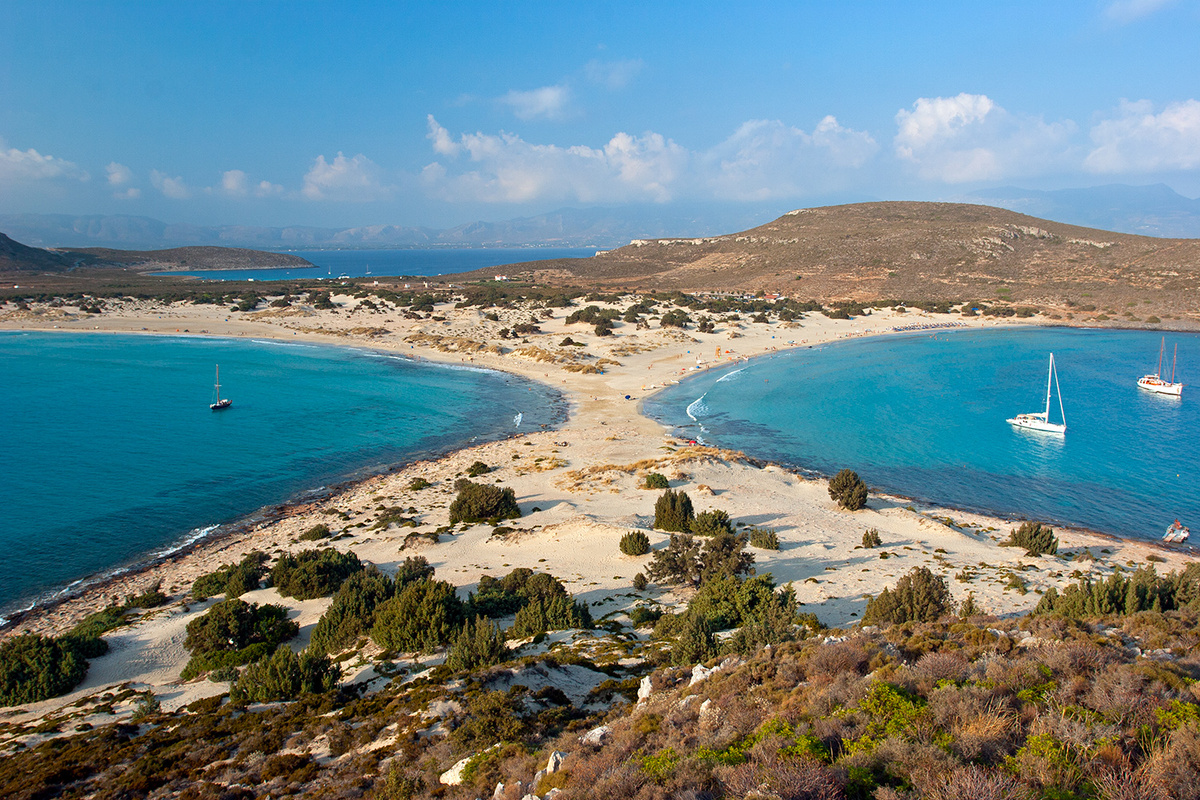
[2, 0, 1198, 229]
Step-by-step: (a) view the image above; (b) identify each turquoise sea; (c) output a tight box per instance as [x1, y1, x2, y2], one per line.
[644, 327, 1199, 542]
[160, 247, 597, 282]
[0, 332, 562, 620]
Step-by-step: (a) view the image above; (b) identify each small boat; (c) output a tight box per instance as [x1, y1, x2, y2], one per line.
[1008, 353, 1066, 435]
[1138, 337, 1183, 397]
[210, 364, 232, 411]
[1164, 519, 1190, 543]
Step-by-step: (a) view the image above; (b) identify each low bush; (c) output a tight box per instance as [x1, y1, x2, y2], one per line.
[620, 531, 651, 556]
[466, 460, 491, 478]
[748, 527, 780, 550]
[230, 645, 340, 704]
[299, 524, 331, 542]
[654, 489, 694, 532]
[182, 598, 298, 679]
[632, 572, 648, 591]
[448, 481, 521, 524]
[1001, 521, 1058, 556]
[862, 567, 952, 625]
[0, 634, 89, 706]
[510, 594, 592, 638]
[445, 616, 509, 672]
[862, 528, 882, 548]
[192, 551, 269, 600]
[407, 477, 431, 491]
[643, 472, 670, 489]
[270, 549, 363, 600]
[307, 568, 395, 655]
[690, 509, 734, 537]
[371, 579, 466, 653]
[828, 468, 868, 511]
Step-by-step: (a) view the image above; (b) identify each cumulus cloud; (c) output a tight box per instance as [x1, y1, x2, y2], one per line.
[219, 169, 285, 198]
[894, 93, 1075, 182]
[1104, 0, 1176, 23]
[114, 187, 141, 200]
[301, 152, 389, 201]
[422, 116, 686, 203]
[704, 116, 879, 200]
[585, 58, 644, 90]
[1085, 99, 1200, 172]
[105, 162, 133, 186]
[0, 142, 87, 183]
[500, 85, 570, 120]
[150, 169, 190, 199]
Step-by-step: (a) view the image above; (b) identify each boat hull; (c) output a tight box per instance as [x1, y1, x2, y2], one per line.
[210, 399, 232, 411]
[1007, 415, 1065, 434]
[1137, 377, 1183, 396]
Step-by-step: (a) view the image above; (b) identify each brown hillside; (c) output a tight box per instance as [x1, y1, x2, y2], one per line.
[0, 232, 77, 272]
[464, 202, 1200, 320]
[60, 245, 313, 270]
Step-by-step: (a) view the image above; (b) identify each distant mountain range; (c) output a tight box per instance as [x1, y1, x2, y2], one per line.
[968, 183, 1200, 239]
[0, 206, 778, 251]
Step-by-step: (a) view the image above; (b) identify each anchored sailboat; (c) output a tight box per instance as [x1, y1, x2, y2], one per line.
[1137, 337, 1183, 397]
[210, 364, 232, 411]
[1008, 353, 1066, 435]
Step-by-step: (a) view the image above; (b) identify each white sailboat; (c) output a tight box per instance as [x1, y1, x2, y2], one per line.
[1008, 353, 1066, 435]
[210, 364, 232, 411]
[1137, 337, 1183, 397]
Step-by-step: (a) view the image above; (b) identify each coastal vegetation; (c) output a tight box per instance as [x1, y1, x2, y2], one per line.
[1003, 520, 1060, 557]
[619, 530, 651, 556]
[191, 551, 269, 600]
[828, 468, 869, 511]
[653, 488, 694, 532]
[181, 598, 298, 680]
[270, 549, 364, 600]
[448, 480, 521, 524]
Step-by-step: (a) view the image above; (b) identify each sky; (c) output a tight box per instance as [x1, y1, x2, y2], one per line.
[2, 0, 1199, 230]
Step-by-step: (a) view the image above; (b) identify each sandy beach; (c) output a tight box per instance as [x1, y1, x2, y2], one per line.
[1, 289, 1193, 732]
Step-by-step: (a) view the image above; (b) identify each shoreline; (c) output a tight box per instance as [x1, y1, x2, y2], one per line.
[2, 291, 1198, 723]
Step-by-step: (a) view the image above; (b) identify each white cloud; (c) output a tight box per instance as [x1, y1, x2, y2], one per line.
[500, 85, 570, 120]
[301, 152, 389, 201]
[221, 169, 249, 196]
[422, 116, 686, 203]
[894, 93, 1075, 182]
[150, 169, 191, 199]
[0, 142, 87, 183]
[585, 58, 644, 90]
[704, 116, 878, 200]
[1085, 99, 1200, 172]
[105, 162, 133, 186]
[1104, 0, 1176, 23]
[113, 187, 141, 200]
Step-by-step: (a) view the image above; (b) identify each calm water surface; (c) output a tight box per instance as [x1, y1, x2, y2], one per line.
[645, 327, 1199, 541]
[0, 332, 561, 618]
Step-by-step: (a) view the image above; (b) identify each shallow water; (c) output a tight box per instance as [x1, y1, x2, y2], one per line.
[645, 327, 1200, 541]
[0, 332, 561, 617]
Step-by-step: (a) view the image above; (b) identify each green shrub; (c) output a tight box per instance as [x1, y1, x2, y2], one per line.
[0, 635, 89, 707]
[466, 461, 491, 478]
[629, 604, 662, 627]
[445, 616, 509, 672]
[959, 592, 982, 617]
[828, 468, 868, 511]
[308, 569, 395, 655]
[690, 509, 734, 537]
[748, 528, 780, 550]
[862, 528, 882, 548]
[654, 489, 694, 532]
[394, 555, 435, 586]
[1001, 521, 1058, 556]
[646, 533, 702, 586]
[620, 531, 651, 556]
[672, 614, 717, 665]
[299, 524, 331, 542]
[407, 477, 431, 491]
[230, 645, 339, 704]
[181, 598, 298, 679]
[448, 481, 521, 524]
[862, 567, 952, 625]
[371, 579, 466, 653]
[510, 594, 592, 638]
[192, 551, 269, 600]
[270, 549, 363, 600]
[643, 472, 670, 489]
[632, 572, 648, 591]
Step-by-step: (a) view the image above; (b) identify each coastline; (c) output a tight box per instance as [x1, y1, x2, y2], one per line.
[1, 291, 1196, 723]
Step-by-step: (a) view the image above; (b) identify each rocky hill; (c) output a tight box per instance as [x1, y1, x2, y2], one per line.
[478, 202, 1200, 321]
[61, 245, 313, 270]
[0, 232, 77, 272]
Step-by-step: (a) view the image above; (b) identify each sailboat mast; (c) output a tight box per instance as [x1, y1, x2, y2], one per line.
[1158, 337, 1165, 377]
[215, 364, 221, 403]
[1045, 354, 1054, 418]
[1172, 344, 1178, 383]
[1053, 357, 1066, 425]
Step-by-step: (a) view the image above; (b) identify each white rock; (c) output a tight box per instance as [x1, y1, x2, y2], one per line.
[637, 675, 653, 703]
[546, 750, 567, 774]
[493, 782, 506, 799]
[580, 724, 610, 745]
[439, 754, 474, 785]
[689, 664, 715, 686]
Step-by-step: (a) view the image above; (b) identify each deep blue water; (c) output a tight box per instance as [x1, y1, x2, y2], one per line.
[158, 247, 597, 282]
[644, 327, 1200, 541]
[0, 332, 561, 618]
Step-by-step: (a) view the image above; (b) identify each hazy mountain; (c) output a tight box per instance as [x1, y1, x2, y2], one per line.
[968, 184, 1200, 238]
[0, 205, 782, 251]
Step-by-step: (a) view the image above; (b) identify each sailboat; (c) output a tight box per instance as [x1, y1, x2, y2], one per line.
[1137, 337, 1183, 396]
[1008, 353, 1066, 435]
[210, 364, 232, 411]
